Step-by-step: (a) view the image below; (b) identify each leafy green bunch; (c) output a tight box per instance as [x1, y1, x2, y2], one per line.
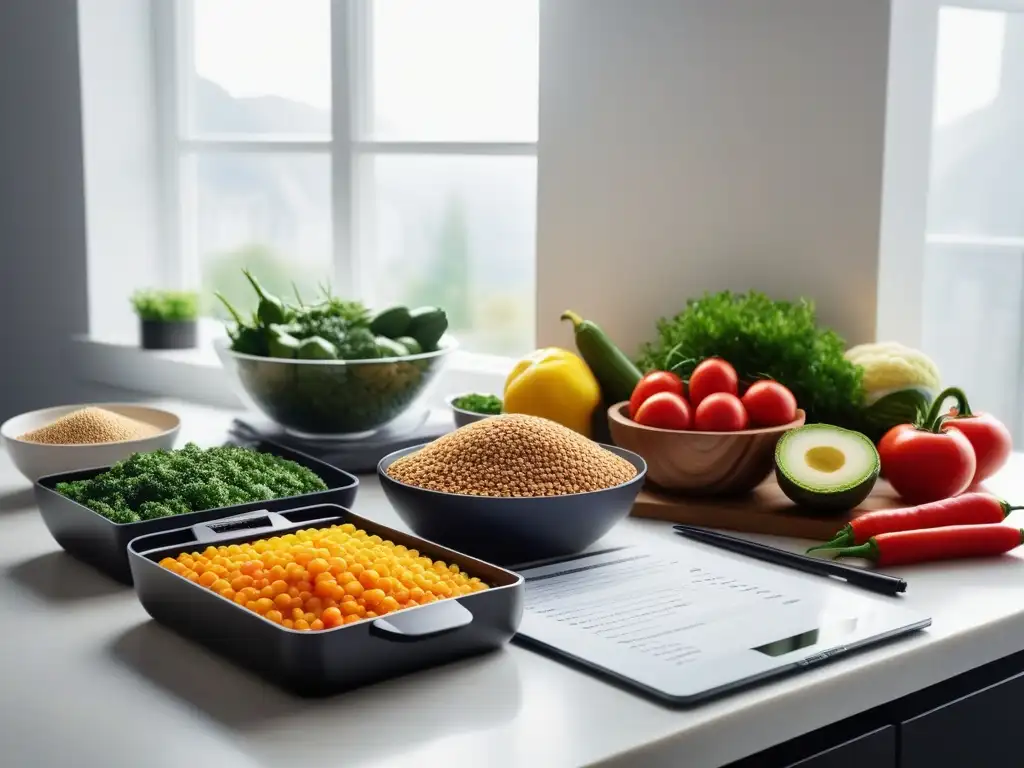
[130, 289, 199, 322]
[217, 272, 378, 359]
[637, 291, 865, 428]
[56, 442, 327, 524]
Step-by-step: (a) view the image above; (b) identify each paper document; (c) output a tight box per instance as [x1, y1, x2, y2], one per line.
[516, 545, 929, 702]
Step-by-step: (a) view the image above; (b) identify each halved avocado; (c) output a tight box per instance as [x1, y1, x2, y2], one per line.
[774, 424, 880, 512]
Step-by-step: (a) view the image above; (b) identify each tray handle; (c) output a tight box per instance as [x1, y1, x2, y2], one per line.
[192, 510, 293, 543]
[370, 599, 474, 642]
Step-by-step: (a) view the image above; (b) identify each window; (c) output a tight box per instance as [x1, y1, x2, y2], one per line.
[921, 3, 1024, 440]
[159, 0, 539, 356]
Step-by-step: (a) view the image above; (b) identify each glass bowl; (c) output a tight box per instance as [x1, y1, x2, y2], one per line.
[216, 337, 456, 439]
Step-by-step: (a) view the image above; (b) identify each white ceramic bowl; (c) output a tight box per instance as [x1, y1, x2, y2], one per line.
[1, 403, 181, 482]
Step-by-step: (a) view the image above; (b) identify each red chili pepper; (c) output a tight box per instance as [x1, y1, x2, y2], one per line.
[806, 492, 1022, 553]
[923, 387, 1013, 486]
[825, 525, 1024, 566]
[878, 414, 976, 504]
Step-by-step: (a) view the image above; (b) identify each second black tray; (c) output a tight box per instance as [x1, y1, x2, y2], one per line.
[128, 504, 524, 696]
[34, 438, 359, 585]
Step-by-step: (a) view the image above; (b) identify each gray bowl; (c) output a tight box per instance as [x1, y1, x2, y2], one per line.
[378, 443, 647, 567]
[445, 394, 499, 428]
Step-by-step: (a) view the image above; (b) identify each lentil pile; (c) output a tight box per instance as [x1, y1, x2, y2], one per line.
[386, 413, 637, 497]
[160, 522, 488, 630]
[19, 407, 160, 445]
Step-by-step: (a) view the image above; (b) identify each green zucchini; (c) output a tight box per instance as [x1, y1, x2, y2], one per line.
[369, 305, 412, 338]
[407, 307, 448, 350]
[561, 310, 642, 404]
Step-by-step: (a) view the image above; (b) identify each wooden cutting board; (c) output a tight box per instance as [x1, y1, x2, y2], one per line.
[631, 478, 907, 540]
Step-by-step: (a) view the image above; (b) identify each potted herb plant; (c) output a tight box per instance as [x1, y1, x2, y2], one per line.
[130, 289, 200, 350]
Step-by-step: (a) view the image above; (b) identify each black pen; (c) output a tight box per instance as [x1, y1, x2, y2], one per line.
[673, 524, 907, 597]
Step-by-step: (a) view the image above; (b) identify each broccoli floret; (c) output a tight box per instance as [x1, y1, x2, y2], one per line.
[54, 442, 327, 523]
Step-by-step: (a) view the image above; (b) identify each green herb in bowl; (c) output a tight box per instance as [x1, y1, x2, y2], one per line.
[452, 394, 503, 416]
[55, 442, 326, 524]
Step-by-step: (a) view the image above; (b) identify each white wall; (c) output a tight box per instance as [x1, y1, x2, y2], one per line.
[536, 0, 892, 356]
[0, 0, 140, 420]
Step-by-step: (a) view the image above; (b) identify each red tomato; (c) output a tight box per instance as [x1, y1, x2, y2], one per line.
[688, 358, 739, 407]
[693, 392, 748, 431]
[878, 422, 977, 504]
[741, 380, 798, 427]
[629, 371, 684, 418]
[633, 392, 692, 430]
[945, 408, 1013, 485]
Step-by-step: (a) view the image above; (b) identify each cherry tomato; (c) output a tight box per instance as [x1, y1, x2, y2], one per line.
[629, 371, 684, 418]
[878, 420, 977, 504]
[693, 392, 748, 432]
[688, 358, 739, 407]
[741, 380, 798, 427]
[633, 392, 692, 430]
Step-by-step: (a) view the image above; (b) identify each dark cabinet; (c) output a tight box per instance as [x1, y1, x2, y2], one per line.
[786, 726, 895, 768]
[900, 669, 1024, 768]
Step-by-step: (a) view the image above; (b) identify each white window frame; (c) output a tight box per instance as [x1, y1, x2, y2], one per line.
[154, 0, 538, 310]
[74, 0, 530, 407]
[880, 0, 1024, 343]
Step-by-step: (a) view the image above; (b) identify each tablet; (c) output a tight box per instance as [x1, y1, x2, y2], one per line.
[513, 544, 931, 705]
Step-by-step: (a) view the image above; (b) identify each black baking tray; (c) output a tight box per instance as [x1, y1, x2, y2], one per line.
[33, 438, 359, 585]
[127, 504, 524, 697]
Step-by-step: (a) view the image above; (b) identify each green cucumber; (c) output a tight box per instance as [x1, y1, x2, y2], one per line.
[561, 310, 642, 404]
[369, 306, 412, 338]
[376, 336, 410, 358]
[395, 336, 422, 355]
[407, 307, 448, 350]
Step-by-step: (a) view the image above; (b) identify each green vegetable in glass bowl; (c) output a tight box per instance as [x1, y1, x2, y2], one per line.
[637, 291, 865, 428]
[55, 443, 326, 523]
[215, 269, 455, 437]
[452, 393, 503, 415]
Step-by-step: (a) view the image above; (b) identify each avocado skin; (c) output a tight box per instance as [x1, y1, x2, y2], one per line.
[775, 463, 879, 513]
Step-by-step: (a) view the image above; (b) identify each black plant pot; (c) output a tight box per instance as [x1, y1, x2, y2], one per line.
[140, 319, 198, 350]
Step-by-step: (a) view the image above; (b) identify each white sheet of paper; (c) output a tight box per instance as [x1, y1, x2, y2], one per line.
[516, 544, 930, 702]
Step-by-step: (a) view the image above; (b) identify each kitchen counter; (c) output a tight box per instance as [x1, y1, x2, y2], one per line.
[4, 400, 1024, 768]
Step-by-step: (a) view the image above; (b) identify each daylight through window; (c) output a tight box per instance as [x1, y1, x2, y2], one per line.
[164, 0, 539, 356]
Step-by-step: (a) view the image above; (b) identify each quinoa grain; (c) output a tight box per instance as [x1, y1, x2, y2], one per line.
[386, 414, 636, 497]
[19, 407, 161, 445]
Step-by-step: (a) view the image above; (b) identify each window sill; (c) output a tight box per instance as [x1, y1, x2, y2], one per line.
[72, 323, 515, 410]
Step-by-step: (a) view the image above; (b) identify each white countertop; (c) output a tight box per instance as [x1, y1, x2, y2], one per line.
[4, 400, 1024, 768]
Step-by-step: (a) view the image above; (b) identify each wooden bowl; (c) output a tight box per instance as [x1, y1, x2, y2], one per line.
[607, 402, 805, 496]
